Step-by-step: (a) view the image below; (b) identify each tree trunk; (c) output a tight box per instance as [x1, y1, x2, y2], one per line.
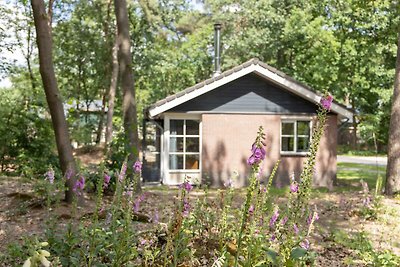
[95, 93, 106, 144]
[350, 97, 358, 150]
[105, 31, 119, 146]
[386, 32, 400, 195]
[31, 0, 79, 203]
[114, 0, 141, 192]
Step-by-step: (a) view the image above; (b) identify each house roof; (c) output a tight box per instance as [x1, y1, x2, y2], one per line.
[148, 58, 354, 119]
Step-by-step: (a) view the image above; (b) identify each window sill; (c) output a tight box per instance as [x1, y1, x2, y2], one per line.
[280, 152, 310, 157]
[169, 170, 201, 173]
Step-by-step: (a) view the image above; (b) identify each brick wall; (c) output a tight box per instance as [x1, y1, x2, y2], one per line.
[201, 114, 337, 188]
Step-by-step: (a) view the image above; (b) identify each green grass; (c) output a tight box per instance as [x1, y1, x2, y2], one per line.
[336, 162, 386, 191]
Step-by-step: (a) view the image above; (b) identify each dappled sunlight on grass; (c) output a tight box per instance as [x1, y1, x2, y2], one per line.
[336, 162, 386, 191]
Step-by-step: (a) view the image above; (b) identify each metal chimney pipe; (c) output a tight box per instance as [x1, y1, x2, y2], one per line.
[213, 23, 222, 76]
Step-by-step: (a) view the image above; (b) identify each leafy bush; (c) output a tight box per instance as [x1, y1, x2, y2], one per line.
[0, 88, 58, 177]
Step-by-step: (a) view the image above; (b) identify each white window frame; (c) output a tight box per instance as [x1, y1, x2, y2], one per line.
[163, 113, 202, 184]
[280, 117, 312, 156]
[168, 119, 200, 171]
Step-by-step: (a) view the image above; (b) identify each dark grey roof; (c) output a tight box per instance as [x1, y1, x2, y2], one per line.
[148, 58, 353, 115]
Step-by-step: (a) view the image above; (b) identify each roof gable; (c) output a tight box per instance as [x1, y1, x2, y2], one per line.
[170, 73, 318, 113]
[148, 58, 353, 119]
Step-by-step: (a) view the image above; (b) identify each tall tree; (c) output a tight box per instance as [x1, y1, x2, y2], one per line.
[386, 32, 400, 195]
[114, 0, 140, 191]
[31, 0, 78, 203]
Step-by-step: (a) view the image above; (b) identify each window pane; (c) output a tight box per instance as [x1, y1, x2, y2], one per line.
[281, 137, 294, 151]
[186, 137, 199, 152]
[169, 137, 184, 152]
[186, 120, 199, 135]
[170, 120, 184, 135]
[169, 154, 183, 170]
[186, 154, 199, 169]
[297, 121, 310, 136]
[282, 122, 294, 135]
[297, 137, 310, 152]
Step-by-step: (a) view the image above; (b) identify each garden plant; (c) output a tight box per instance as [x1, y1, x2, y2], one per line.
[7, 94, 332, 266]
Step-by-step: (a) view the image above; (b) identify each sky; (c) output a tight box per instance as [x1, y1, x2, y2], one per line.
[0, 1, 26, 88]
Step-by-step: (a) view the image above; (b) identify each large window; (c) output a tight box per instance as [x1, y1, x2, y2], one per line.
[281, 120, 311, 153]
[169, 119, 200, 170]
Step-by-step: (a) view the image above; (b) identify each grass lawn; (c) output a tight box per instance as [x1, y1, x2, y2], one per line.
[336, 162, 386, 191]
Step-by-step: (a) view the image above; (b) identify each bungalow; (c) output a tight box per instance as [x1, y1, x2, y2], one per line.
[142, 24, 353, 188]
[143, 57, 353, 188]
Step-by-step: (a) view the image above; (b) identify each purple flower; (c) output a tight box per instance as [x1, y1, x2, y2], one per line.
[270, 234, 276, 241]
[280, 216, 288, 225]
[133, 194, 146, 213]
[104, 173, 111, 188]
[300, 239, 310, 250]
[182, 198, 191, 216]
[314, 212, 319, 221]
[248, 205, 255, 214]
[45, 168, 55, 184]
[320, 95, 333, 110]
[269, 209, 279, 228]
[260, 186, 267, 193]
[293, 223, 299, 235]
[133, 160, 142, 174]
[73, 176, 85, 195]
[290, 182, 299, 193]
[179, 181, 193, 192]
[247, 155, 256, 165]
[247, 143, 267, 166]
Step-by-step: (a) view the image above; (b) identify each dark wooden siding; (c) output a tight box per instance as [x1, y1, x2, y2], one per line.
[170, 73, 319, 113]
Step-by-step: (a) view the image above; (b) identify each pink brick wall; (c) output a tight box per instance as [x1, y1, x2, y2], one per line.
[201, 114, 337, 188]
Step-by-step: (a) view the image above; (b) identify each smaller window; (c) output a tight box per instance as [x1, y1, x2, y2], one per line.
[281, 120, 311, 153]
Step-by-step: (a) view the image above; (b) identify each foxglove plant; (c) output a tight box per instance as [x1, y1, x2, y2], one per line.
[230, 93, 332, 266]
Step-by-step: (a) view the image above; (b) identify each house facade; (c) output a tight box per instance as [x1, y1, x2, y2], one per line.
[143, 58, 353, 188]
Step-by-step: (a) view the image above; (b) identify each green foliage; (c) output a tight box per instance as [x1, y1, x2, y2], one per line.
[0, 73, 58, 176]
[358, 176, 384, 220]
[332, 230, 400, 266]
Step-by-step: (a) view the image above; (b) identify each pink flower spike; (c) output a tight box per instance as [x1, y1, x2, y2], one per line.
[293, 223, 299, 235]
[290, 182, 299, 193]
[179, 181, 193, 192]
[133, 160, 142, 173]
[320, 94, 333, 110]
[248, 205, 255, 214]
[300, 239, 310, 250]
